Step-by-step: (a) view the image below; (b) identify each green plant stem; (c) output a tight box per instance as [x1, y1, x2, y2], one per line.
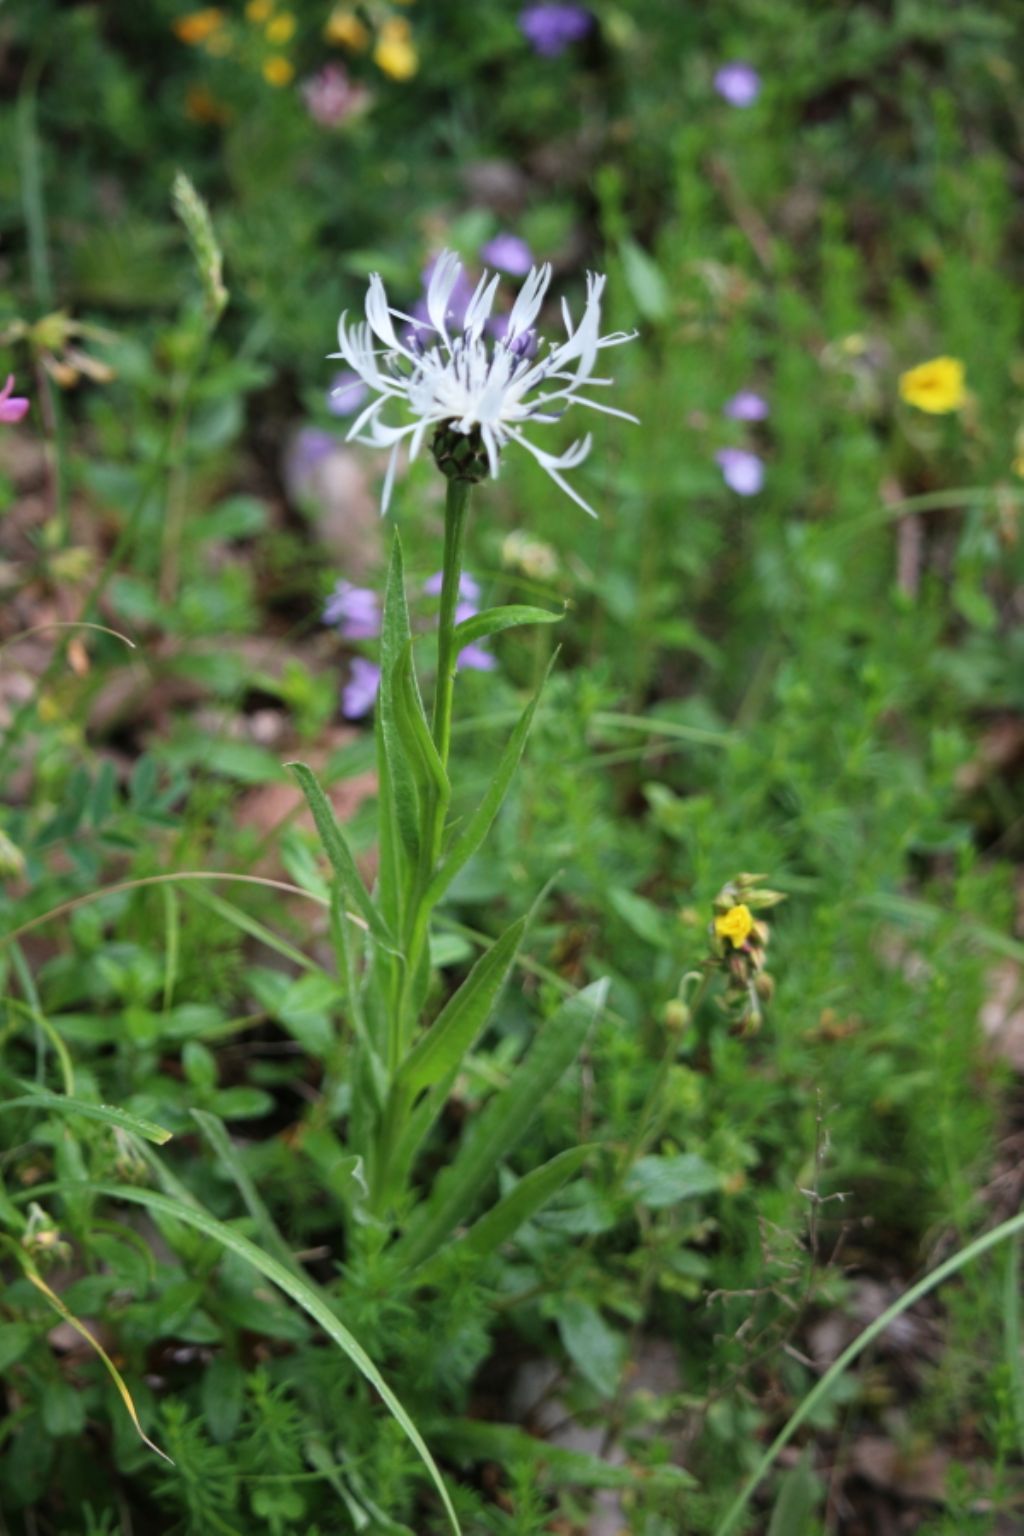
[373, 478, 472, 1205]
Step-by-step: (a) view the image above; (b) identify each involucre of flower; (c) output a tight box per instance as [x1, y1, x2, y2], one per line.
[715, 447, 764, 496]
[713, 61, 761, 107]
[331, 251, 637, 515]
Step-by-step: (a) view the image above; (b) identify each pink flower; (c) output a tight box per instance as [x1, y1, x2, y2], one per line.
[0, 376, 29, 424]
[713, 62, 761, 108]
[716, 448, 765, 496]
[723, 390, 768, 421]
[301, 64, 368, 128]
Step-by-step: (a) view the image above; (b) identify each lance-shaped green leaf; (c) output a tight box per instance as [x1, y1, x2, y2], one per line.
[418, 1145, 592, 1283]
[378, 533, 422, 864]
[87, 1182, 460, 1535]
[3, 1090, 171, 1145]
[397, 911, 530, 1098]
[393, 635, 449, 804]
[425, 656, 554, 907]
[287, 761, 394, 950]
[451, 604, 563, 652]
[389, 979, 608, 1274]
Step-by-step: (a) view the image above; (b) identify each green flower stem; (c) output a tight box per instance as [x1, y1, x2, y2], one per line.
[431, 480, 471, 773]
[373, 477, 473, 1210]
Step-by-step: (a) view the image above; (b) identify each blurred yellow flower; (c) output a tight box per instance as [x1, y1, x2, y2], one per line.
[174, 7, 225, 45]
[265, 11, 296, 43]
[374, 17, 417, 79]
[898, 356, 966, 414]
[1013, 456, 1024, 479]
[325, 7, 370, 49]
[714, 904, 754, 948]
[263, 54, 295, 86]
[246, 0, 273, 19]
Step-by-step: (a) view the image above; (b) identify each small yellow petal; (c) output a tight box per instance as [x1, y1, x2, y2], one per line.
[898, 355, 967, 415]
[714, 904, 755, 948]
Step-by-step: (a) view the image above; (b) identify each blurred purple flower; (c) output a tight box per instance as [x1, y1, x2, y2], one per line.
[0, 375, 30, 425]
[424, 571, 481, 602]
[341, 657, 381, 719]
[480, 233, 533, 276]
[324, 579, 380, 639]
[301, 63, 367, 128]
[290, 427, 337, 486]
[713, 61, 761, 107]
[723, 389, 768, 421]
[716, 448, 765, 496]
[329, 370, 370, 417]
[454, 600, 496, 672]
[519, 3, 592, 56]
[420, 254, 474, 331]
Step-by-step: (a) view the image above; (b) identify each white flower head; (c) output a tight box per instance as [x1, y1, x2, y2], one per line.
[330, 251, 637, 516]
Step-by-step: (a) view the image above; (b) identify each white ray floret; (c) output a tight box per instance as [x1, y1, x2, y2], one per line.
[330, 251, 637, 515]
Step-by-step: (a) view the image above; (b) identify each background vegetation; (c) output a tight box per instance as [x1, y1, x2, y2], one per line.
[1, 2, 1023, 1532]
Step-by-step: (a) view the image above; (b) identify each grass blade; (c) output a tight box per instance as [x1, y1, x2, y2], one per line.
[89, 1182, 460, 1534]
[3, 1090, 171, 1145]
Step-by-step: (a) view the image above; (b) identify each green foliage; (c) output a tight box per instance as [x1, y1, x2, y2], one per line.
[2, 1, 1023, 1532]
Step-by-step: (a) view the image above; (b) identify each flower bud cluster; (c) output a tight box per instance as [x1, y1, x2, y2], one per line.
[708, 872, 785, 1032]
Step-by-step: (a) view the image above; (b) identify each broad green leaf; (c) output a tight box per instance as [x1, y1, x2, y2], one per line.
[201, 1354, 245, 1444]
[3, 1090, 171, 1146]
[456, 1145, 592, 1261]
[619, 237, 670, 322]
[767, 1449, 821, 1536]
[397, 912, 529, 1097]
[555, 1298, 626, 1398]
[607, 887, 670, 949]
[624, 1154, 720, 1208]
[451, 604, 563, 651]
[191, 1109, 301, 1279]
[287, 760, 394, 950]
[390, 979, 608, 1273]
[425, 657, 554, 907]
[0, 1322, 36, 1372]
[88, 1183, 460, 1534]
